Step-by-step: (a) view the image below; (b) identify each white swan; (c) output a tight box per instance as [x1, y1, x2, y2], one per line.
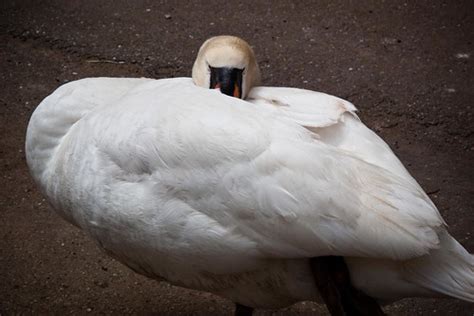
[25, 35, 473, 314]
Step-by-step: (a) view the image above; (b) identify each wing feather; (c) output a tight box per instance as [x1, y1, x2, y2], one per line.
[209, 140, 444, 260]
[53, 79, 445, 264]
[248, 87, 357, 128]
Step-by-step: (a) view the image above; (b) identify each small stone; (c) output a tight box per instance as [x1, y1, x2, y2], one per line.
[164, 14, 172, 19]
[455, 53, 470, 59]
[381, 37, 398, 45]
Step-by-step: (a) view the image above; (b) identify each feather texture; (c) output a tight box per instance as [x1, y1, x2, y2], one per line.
[26, 77, 473, 307]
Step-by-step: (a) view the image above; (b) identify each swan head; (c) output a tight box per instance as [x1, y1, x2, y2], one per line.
[192, 35, 261, 99]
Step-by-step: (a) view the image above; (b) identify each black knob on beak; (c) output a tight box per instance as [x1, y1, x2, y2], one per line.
[210, 66, 243, 99]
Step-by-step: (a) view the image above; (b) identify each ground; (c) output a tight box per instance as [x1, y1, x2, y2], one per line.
[0, 1, 473, 315]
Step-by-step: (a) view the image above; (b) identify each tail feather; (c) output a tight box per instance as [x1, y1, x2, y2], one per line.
[403, 231, 474, 302]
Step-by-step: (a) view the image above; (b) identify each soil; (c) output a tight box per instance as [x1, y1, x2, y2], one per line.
[1, 1, 473, 315]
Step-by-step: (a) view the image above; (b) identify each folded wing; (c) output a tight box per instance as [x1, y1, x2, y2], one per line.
[86, 82, 446, 262]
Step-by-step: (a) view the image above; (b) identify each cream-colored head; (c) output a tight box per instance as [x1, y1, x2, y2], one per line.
[192, 35, 260, 99]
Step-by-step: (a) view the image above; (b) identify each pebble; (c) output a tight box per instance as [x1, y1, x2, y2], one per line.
[455, 53, 470, 59]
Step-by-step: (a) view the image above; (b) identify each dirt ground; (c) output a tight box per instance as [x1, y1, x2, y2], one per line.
[1, 1, 473, 315]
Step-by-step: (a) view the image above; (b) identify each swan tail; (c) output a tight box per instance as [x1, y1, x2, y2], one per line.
[403, 231, 474, 302]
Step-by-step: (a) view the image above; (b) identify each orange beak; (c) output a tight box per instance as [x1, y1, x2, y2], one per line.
[233, 85, 240, 98]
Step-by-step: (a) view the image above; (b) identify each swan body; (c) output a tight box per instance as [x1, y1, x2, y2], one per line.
[25, 36, 474, 309]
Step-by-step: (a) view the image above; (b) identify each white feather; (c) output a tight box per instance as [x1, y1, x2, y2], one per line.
[26, 77, 473, 307]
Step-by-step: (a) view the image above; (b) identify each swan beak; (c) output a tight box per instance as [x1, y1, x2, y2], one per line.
[209, 67, 243, 99]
